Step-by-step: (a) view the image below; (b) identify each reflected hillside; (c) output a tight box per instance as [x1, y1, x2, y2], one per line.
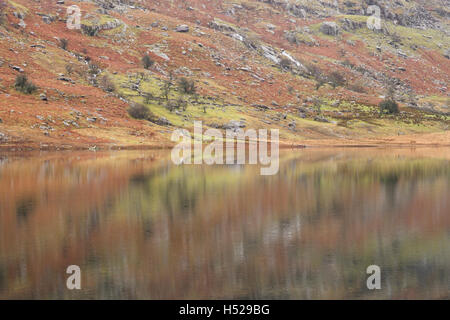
[0, 148, 449, 299]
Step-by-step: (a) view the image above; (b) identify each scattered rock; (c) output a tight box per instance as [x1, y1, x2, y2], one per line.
[57, 76, 74, 83]
[18, 19, 27, 29]
[252, 104, 270, 111]
[222, 120, 246, 130]
[175, 25, 189, 32]
[13, 11, 24, 19]
[314, 116, 330, 123]
[397, 50, 408, 58]
[153, 117, 171, 126]
[42, 16, 53, 24]
[444, 49, 450, 59]
[10, 65, 24, 72]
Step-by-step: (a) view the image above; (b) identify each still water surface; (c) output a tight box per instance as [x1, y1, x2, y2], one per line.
[0, 148, 449, 299]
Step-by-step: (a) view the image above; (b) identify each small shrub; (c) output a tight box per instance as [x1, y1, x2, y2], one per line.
[165, 100, 178, 112]
[178, 77, 196, 94]
[0, 1, 6, 25]
[177, 96, 187, 111]
[161, 72, 174, 101]
[88, 63, 100, 76]
[342, 59, 354, 69]
[143, 92, 154, 104]
[65, 64, 74, 75]
[305, 63, 322, 78]
[315, 77, 327, 90]
[142, 54, 154, 69]
[328, 71, 346, 88]
[128, 103, 150, 120]
[347, 81, 367, 93]
[305, 63, 327, 90]
[313, 97, 323, 114]
[355, 65, 368, 74]
[391, 32, 402, 44]
[287, 85, 294, 95]
[60, 38, 69, 50]
[14, 75, 37, 94]
[162, 81, 172, 101]
[100, 75, 115, 92]
[379, 99, 399, 114]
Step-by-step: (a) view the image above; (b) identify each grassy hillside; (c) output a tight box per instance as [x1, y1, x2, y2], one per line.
[0, 0, 448, 150]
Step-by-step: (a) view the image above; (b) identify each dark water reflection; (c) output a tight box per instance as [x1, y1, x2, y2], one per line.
[0, 148, 449, 299]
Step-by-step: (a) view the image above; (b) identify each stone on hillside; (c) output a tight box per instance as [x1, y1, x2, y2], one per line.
[57, 76, 74, 83]
[397, 50, 408, 58]
[13, 12, 25, 19]
[320, 22, 339, 36]
[11, 65, 24, 72]
[444, 49, 450, 59]
[154, 117, 171, 126]
[223, 120, 246, 130]
[42, 16, 52, 24]
[314, 116, 330, 123]
[18, 19, 27, 28]
[175, 25, 189, 32]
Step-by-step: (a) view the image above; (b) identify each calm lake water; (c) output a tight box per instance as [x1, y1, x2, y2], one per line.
[0, 148, 449, 299]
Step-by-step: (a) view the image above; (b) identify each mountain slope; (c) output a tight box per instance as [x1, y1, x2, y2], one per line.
[0, 0, 449, 150]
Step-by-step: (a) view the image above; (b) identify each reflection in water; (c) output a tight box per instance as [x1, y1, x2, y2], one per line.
[0, 149, 449, 299]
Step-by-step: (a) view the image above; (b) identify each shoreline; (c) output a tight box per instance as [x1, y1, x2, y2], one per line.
[1, 139, 449, 153]
[1, 128, 449, 152]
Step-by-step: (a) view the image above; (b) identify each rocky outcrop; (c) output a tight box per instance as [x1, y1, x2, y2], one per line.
[340, 18, 365, 31]
[208, 19, 237, 33]
[320, 22, 339, 36]
[81, 19, 123, 36]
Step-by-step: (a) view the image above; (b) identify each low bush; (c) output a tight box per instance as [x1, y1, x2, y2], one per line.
[142, 55, 154, 70]
[347, 81, 367, 93]
[328, 71, 346, 88]
[60, 38, 69, 50]
[100, 75, 115, 92]
[128, 103, 150, 120]
[379, 99, 399, 114]
[14, 75, 37, 94]
[178, 77, 196, 94]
